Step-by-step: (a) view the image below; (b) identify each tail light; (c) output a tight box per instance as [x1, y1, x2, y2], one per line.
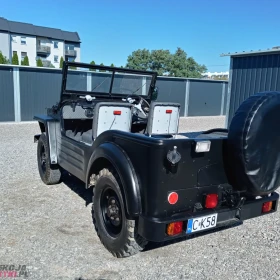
[113, 110, 121, 115]
[205, 194, 218, 209]
[167, 221, 183, 236]
[166, 109, 172, 114]
[262, 201, 273, 213]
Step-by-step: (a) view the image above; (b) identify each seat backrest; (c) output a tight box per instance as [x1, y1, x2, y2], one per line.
[146, 102, 180, 135]
[93, 102, 133, 138]
[62, 104, 93, 119]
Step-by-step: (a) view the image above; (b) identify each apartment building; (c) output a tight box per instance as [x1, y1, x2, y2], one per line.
[0, 17, 81, 68]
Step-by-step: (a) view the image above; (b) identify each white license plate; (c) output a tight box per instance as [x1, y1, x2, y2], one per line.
[186, 213, 218, 233]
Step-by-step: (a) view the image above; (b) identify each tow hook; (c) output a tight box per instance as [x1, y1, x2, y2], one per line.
[235, 197, 246, 219]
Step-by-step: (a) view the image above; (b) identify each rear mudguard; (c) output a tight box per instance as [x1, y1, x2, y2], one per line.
[86, 142, 141, 217]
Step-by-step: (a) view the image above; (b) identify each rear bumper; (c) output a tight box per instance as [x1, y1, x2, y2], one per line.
[138, 192, 279, 242]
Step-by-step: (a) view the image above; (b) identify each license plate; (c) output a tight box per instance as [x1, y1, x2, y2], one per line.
[186, 213, 218, 233]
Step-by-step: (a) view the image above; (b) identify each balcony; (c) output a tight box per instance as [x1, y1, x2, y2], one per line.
[65, 49, 77, 57]
[37, 45, 51, 55]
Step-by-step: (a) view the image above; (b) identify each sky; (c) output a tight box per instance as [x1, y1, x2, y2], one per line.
[1, 0, 280, 72]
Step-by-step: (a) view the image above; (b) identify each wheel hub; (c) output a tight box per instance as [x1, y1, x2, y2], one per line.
[107, 197, 121, 226]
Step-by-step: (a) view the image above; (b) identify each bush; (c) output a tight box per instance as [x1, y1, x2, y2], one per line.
[22, 56, 29, 66]
[0, 51, 9, 64]
[60, 57, 64, 68]
[37, 58, 43, 67]
[12, 53, 19, 65]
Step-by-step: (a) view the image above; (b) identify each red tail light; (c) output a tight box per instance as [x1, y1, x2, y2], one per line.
[166, 109, 172, 114]
[262, 201, 273, 213]
[167, 221, 183, 236]
[205, 194, 218, 209]
[113, 110, 121, 115]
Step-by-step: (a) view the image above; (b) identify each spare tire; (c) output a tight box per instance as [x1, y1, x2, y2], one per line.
[227, 91, 280, 196]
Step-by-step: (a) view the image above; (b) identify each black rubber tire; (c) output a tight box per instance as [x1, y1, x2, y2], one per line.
[92, 168, 147, 258]
[37, 133, 61, 185]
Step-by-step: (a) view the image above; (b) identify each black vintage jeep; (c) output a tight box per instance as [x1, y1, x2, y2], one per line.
[34, 61, 280, 258]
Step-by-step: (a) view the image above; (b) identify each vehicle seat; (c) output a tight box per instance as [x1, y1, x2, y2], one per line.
[146, 102, 181, 136]
[62, 104, 94, 142]
[91, 102, 133, 139]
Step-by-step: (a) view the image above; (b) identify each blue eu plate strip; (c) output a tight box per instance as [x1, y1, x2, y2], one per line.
[187, 219, 193, 233]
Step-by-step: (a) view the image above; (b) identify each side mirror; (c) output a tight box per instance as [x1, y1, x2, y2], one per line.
[151, 86, 159, 101]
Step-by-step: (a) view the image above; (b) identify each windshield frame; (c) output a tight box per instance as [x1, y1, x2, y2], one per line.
[60, 61, 157, 102]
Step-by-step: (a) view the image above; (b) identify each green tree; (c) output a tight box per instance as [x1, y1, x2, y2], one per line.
[150, 49, 172, 76]
[59, 57, 64, 68]
[125, 47, 207, 78]
[12, 52, 19, 65]
[99, 63, 106, 72]
[37, 58, 43, 67]
[126, 49, 151, 71]
[22, 56, 29, 66]
[0, 51, 9, 64]
[110, 63, 115, 67]
[89, 60, 96, 71]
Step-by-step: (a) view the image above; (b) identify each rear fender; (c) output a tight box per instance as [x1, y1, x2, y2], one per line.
[86, 142, 141, 217]
[34, 115, 59, 164]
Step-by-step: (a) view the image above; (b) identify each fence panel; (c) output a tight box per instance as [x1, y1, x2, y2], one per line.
[0, 67, 14, 121]
[188, 80, 224, 116]
[20, 69, 62, 121]
[156, 77, 186, 116]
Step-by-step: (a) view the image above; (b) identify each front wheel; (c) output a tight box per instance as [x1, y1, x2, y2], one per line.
[92, 168, 147, 257]
[37, 133, 61, 185]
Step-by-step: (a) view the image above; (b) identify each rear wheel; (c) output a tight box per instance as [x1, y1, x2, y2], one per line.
[37, 133, 61, 185]
[92, 168, 147, 257]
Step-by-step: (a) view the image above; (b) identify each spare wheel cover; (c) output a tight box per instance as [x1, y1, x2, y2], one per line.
[227, 91, 280, 196]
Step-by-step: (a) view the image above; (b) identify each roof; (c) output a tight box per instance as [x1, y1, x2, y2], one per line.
[0, 17, 80, 43]
[220, 46, 280, 57]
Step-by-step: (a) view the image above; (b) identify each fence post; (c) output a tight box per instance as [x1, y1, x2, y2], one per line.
[220, 82, 226, 115]
[184, 79, 190, 117]
[225, 57, 233, 128]
[13, 67, 21, 122]
[87, 72, 92, 91]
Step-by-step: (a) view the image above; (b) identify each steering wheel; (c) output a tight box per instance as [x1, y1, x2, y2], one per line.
[125, 94, 150, 119]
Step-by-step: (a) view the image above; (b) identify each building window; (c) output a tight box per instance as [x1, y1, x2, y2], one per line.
[21, 52, 27, 61]
[21, 37, 26, 45]
[65, 44, 75, 50]
[54, 55, 58, 63]
[11, 35, 17, 42]
[54, 41, 58, 49]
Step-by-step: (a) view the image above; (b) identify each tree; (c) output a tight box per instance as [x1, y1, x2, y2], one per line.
[150, 50, 172, 76]
[59, 57, 64, 68]
[12, 52, 19, 65]
[21, 56, 29, 66]
[110, 63, 115, 67]
[0, 51, 9, 64]
[126, 49, 151, 71]
[99, 63, 106, 72]
[89, 60, 96, 71]
[37, 58, 43, 67]
[125, 47, 207, 78]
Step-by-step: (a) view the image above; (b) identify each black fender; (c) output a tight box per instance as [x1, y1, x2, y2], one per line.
[86, 142, 141, 217]
[33, 115, 60, 164]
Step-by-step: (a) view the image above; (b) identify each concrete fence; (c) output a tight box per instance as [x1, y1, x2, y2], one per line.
[0, 65, 228, 122]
